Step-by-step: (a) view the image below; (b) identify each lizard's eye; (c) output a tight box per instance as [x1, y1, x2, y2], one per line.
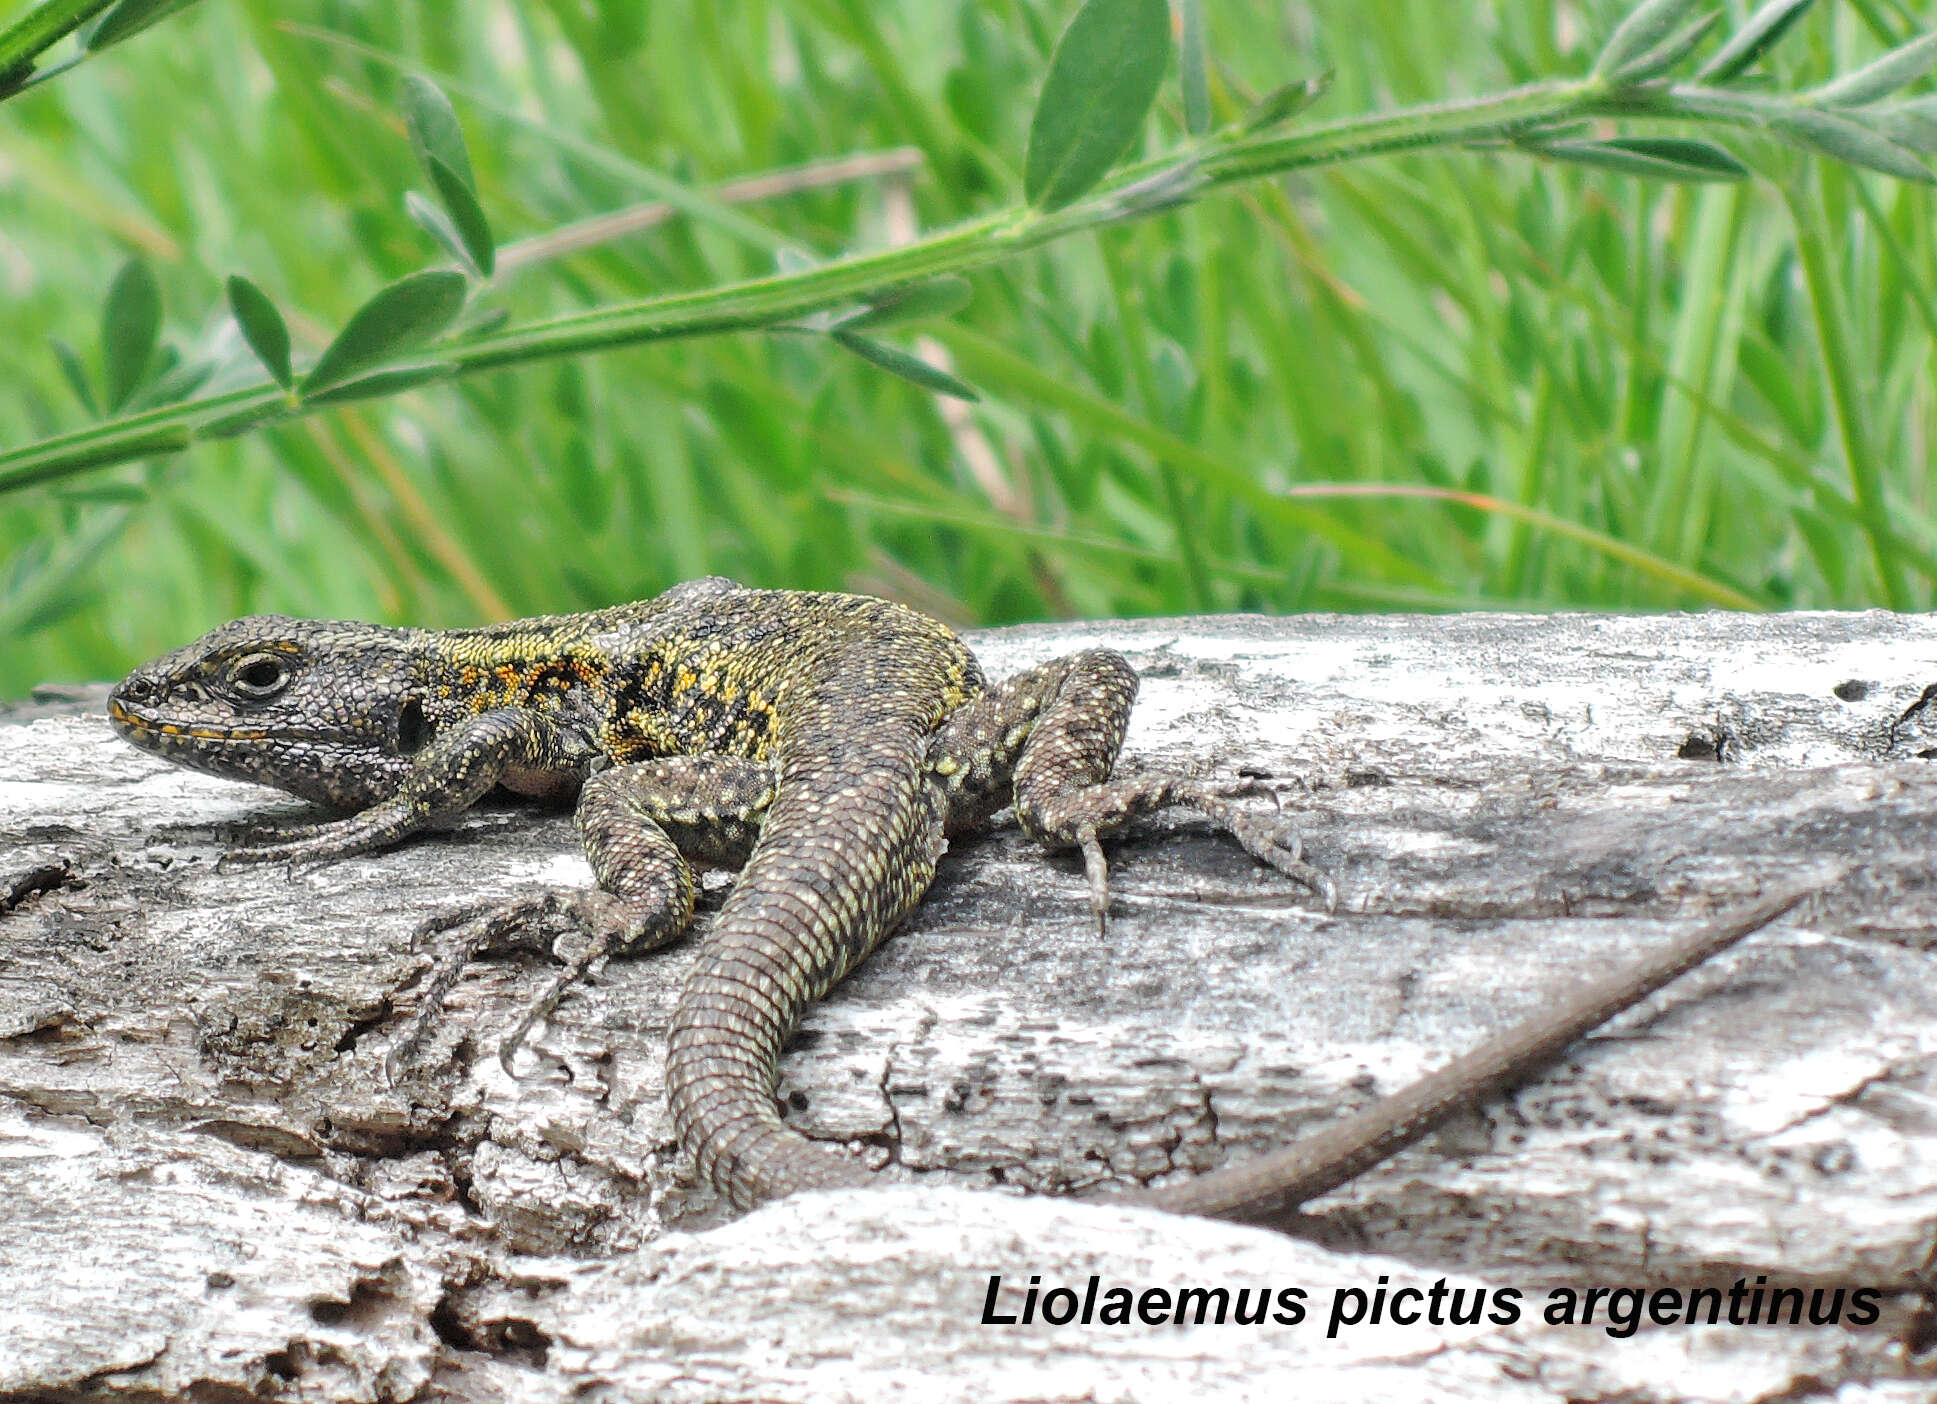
[228, 654, 292, 700]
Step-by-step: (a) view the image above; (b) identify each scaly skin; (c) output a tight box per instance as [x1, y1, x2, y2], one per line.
[110, 580, 1810, 1221]
[109, 579, 1324, 1208]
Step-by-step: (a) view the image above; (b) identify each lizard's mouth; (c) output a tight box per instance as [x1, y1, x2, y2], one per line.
[107, 698, 276, 745]
[108, 696, 401, 809]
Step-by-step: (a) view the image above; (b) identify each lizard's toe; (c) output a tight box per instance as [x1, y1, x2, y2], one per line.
[388, 891, 601, 1082]
[394, 888, 686, 1081]
[1203, 802, 1337, 912]
[1077, 829, 1111, 937]
[1206, 775, 1277, 804]
[219, 821, 380, 872]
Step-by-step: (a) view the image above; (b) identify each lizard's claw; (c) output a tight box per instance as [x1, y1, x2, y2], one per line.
[1030, 776, 1336, 927]
[1078, 829, 1111, 937]
[1217, 807, 1337, 912]
[215, 844, 292, 873]
[215, 847, 339, 880]
[497, 930, 617, 1078]
[1206, 775, 1278, 806]
[384, 892, 585, 1083]
[386, 888, 680, 1083]
[217, 820, 375, 873]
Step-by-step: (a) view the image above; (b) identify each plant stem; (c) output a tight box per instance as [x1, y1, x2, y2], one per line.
[0, 69, 1921, 500]
[0, 0, 114, 87]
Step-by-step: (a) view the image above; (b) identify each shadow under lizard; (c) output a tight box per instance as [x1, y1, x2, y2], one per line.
[107, 578, 1813, 1227]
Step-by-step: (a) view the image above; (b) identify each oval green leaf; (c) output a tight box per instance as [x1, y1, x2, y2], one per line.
[841, 277, 974, 331]
[1533, 136, 1747, 182]
[1812, 32, 1937, 108]
[1024, 0, 1170, 212]
[1875, 97, 1937, 155]
[832, 331, 980, 401]
[427, 155, 494, 278]
[405, 191, 471, 270]
[1772, 107, 1934, 182]
[1241, 74, 1331, 133]
[226, 274, 291, 389]
[1698, 0, 1816, 83]
[1610, 9, 1720, 81]
[1593, 0, 1700, 78]
[101, 256, 160, 412]
[402, 74, 476, 194]
[86, 0, 202, 52]
[301, 270, 467, 398]
[50, 338, 96, 416]
[131, 356, 214, 411]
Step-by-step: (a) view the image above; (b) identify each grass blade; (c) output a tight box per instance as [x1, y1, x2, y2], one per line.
[1782, 179, 1909, 607]
[1282, 484, 1763, 608]
[1179, 0, 1211, 137]
[1873, 96, 1937, 153]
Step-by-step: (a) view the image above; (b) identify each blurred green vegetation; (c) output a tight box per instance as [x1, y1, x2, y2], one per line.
[3, 0, 1936, 697]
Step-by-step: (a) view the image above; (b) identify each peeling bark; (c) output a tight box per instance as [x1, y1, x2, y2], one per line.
[3, 611, 1935, 1400]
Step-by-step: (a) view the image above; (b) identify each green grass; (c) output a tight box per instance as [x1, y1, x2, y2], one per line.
[2, 0, 1935, 697]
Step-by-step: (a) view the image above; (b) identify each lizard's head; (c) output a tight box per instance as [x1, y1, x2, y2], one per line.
[109, 615, 429, 809]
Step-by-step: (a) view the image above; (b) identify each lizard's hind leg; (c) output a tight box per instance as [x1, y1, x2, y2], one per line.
[387, 755, 775, 1079]
[930, 649, 1333, 933]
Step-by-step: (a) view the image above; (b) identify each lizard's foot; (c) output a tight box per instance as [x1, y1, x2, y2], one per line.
[224, 811, 341, 850]
[215, 812, 410, 872]
[1186, 786, 1338, 913]
[386, 889, 676, 1083]
[215, 824, 360, 871]
[1028, 777, 1335, 934]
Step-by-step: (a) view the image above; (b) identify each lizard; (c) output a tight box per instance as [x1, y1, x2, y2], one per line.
[107, 579, 1813, 1226]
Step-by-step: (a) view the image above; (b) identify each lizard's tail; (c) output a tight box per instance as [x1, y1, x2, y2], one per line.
[665, 722, 948, 1208]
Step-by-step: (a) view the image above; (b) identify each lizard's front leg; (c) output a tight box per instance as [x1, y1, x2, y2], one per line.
[391, 755, 777, 1075]
[930, 649, 1333, 929]
[225, 707, 577, 866]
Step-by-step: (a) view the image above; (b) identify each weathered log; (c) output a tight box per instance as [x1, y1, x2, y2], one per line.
[3, 611, 1934, 1401]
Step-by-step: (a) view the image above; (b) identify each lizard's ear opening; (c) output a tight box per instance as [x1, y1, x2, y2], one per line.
[396, 698, 433, 755]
